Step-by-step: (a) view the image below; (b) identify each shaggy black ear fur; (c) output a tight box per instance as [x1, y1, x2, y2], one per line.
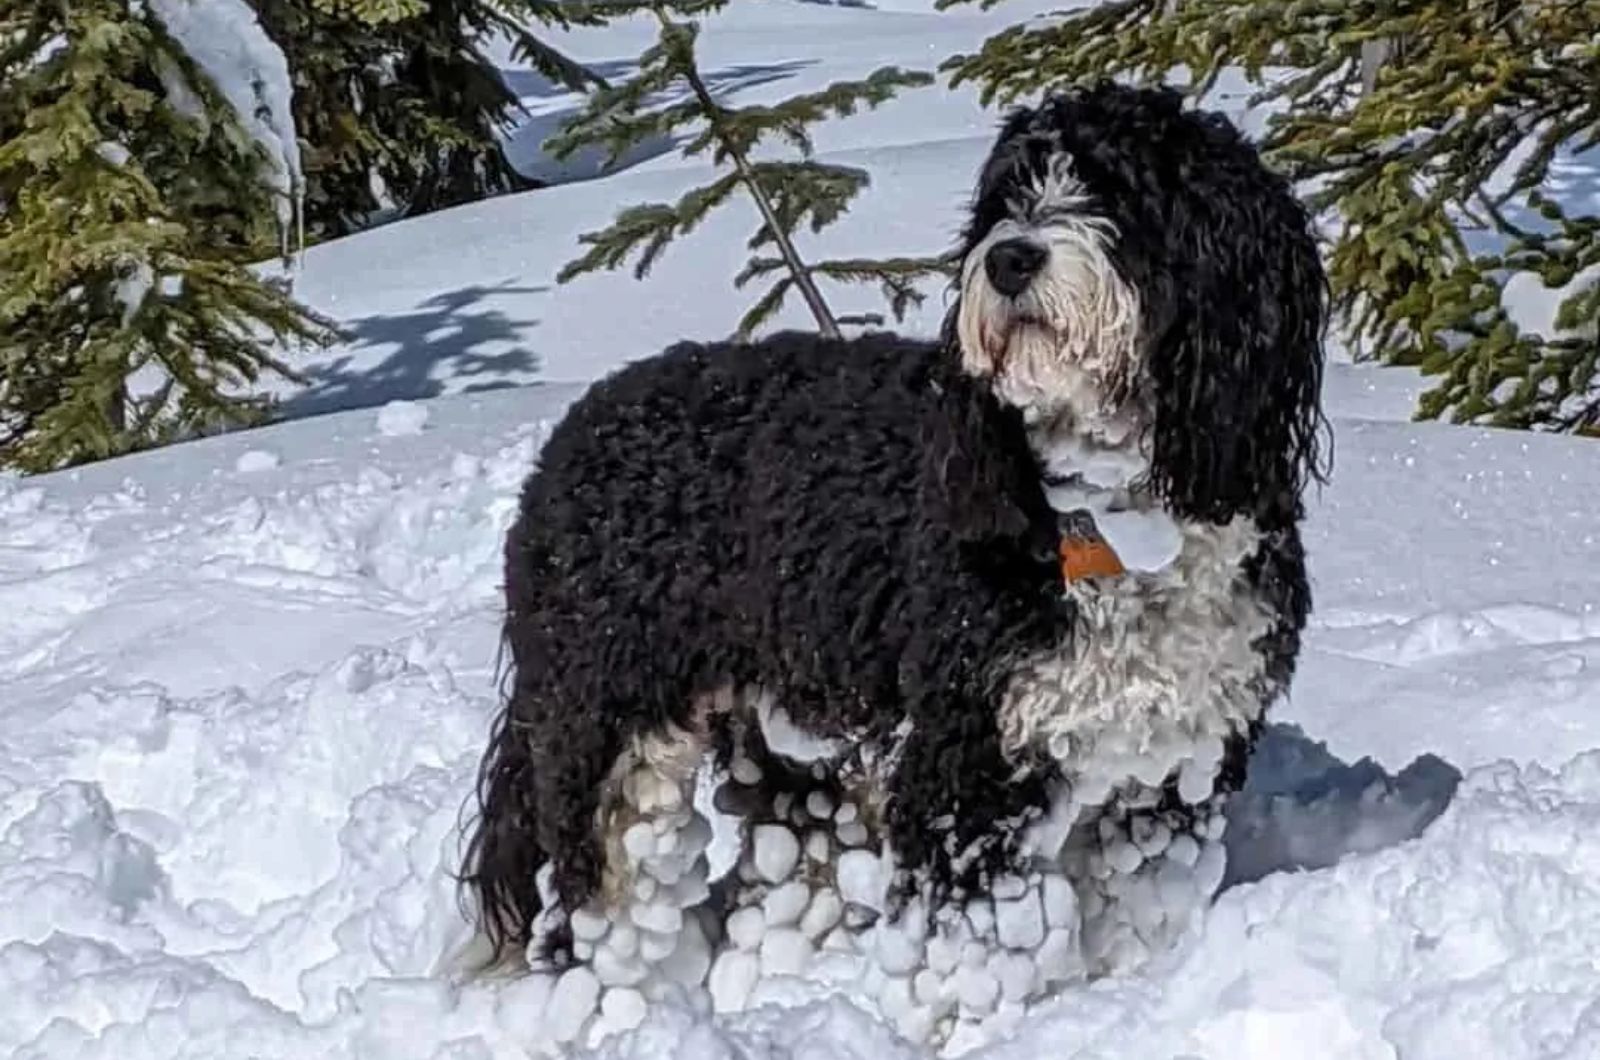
[949, 81, 1332, 526]
[917, 369, 1060, 569]
[1124, 87, 1330, 525]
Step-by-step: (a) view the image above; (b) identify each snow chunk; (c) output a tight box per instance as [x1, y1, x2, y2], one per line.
[546, 966, 601, 1043]
[376, 400, 430, 437]
[763, 880, 811, 927]
[727, 906, 765, 950]
[837, 849, 887, 911]
[759, 928, 813, 977]
[751, 824, 800, 884]
[953, 963, 999, 1015]
[994, 888, 1045, 950]
[708, 950, 759, 1012]
[1035, 425, 1147, 489]
[1090, 505, 1184, 572]
[1047, 478, 1184, 574]
[234, 449, 280, 474]
[599, 986, 648, 1034]
[756, 695, 843, 763]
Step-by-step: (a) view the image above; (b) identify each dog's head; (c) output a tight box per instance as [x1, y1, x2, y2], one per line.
[946, 81, 1329, 523]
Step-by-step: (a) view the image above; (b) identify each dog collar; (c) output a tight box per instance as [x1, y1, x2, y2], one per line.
[1058, 509, 1126, 583]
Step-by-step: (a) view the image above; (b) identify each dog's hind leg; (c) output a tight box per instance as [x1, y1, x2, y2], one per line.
[541, 719, 720, 1047]
[702, 690, 886, 1014]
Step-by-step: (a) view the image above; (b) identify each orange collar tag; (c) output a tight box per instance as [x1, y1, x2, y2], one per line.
[1060, 535, 1126, 582]
[1058, 509, 1125, 583]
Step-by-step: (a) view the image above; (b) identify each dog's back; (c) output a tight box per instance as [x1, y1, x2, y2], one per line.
[505, 330, 1062, 718]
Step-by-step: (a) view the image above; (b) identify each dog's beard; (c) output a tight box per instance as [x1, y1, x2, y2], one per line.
[956, 216, 1142, 426]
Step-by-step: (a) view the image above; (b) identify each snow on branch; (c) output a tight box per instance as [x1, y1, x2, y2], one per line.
[147, 0, 304, 257]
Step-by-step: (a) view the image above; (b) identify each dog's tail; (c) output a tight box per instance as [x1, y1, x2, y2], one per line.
[455, 698, 548, 975]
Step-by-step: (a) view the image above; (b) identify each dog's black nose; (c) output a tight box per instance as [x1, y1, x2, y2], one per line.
[984, 238, 1048, 298]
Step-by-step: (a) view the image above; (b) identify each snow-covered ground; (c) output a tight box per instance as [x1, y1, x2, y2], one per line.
[7, 1, 1600, 1058]
[7, 376, 1600, 1060]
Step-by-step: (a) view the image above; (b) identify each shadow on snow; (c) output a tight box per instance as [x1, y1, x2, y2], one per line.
[1223, 722, 1462, 891]
[282, 280, 545, 420]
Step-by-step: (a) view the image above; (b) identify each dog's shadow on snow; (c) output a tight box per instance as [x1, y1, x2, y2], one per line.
[1221, 723, 1463, 891]
[282, 281, 545, 420]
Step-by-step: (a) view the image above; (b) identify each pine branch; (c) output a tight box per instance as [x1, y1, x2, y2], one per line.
[687, 67, 934, 162]
[547, 1, 935, 343]
[0, 0, 337, 471]
[557, 172, 743, 281]
[647, 9, 842, 337]
[732, 254, 952, 339]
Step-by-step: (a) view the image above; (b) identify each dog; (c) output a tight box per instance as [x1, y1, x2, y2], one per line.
[459, 81, 1327, 1046]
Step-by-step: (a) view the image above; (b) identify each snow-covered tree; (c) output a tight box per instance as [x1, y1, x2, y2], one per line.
[0, 0, 336, 473]
[942, 0, 1600, 433]
[255, 0, 606, 238]
[551, 1, 942, 339]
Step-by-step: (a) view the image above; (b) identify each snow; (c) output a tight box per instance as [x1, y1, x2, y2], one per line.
[1503, 263, 1600, 341]
[751, 827, 801, 887]
[148, 0, 303, 243]
[838, 850, 890, 912]
[6, 1, 1600, 1057]
[234, 449, 281, 474]
[10, 316, 1600, 1060]
[376, 400, 431, 438]
[112, 260, 156, 327]
[95, 142, 132, 167]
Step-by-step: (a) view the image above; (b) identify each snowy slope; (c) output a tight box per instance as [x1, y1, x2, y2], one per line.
[7, 1, 1600, 1057]
[6, 378, 1600, 1060]
[278, 136, 975, 416]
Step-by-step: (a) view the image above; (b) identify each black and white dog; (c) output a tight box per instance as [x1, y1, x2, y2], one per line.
[459, 81, 1327, 1047]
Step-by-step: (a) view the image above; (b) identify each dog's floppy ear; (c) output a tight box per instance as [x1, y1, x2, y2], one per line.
[920, 374, 1058, 567]
[1143, 110, 1330, 525]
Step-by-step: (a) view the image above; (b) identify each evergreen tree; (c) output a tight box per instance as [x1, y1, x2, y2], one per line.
[0, 0, 336, 473]
[549, 1, 943, 339]
[254, 0, 606, 239]
[941, 0, 1600, 433]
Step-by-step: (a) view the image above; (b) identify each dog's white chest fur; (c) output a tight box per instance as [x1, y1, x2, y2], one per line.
[998, 422, 1274, 808]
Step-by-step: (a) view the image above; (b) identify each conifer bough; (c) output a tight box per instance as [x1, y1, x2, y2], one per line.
[550, 0, 944, 340]
[0, 0, 337, 472]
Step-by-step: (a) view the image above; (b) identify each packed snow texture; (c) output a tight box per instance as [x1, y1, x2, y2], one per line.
[7, 1, 1600, 1057]
[376, 400, 431, 438]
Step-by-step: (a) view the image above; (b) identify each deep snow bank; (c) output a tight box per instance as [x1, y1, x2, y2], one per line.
[4, 377, 1598, 1059]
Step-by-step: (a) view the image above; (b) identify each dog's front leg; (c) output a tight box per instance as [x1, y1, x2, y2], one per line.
[804, 706, 1072, 1049]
